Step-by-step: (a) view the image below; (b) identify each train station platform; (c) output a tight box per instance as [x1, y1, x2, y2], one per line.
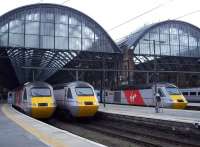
[99, 104, 200, 124]
[0, 104, 105, 147]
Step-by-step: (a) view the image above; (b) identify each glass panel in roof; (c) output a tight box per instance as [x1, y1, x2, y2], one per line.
[55, 13, 68, 24]
[25, 21, 39, 35]
[55, 24, 68, 37]
[26, 13, 39, 21]
[0, 33, 8, 46]
[40, 36, 54, 49]
[82, 38, 94, 50]
[9, 20, 24, 33]
[69, 25, 81, 38]
[55, 36, 68, 49]
[0, 24, 8, 32]
[69, 37, 81, 50]
[25, 35, 39, 48]
[9, 33, 24, 47]
[40, 22, 54, 36]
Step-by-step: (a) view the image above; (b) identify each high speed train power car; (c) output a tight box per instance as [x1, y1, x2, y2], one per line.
[12, 81, 56, 119]
[53, 81, 99, 117]
[104, 83, 188, 109]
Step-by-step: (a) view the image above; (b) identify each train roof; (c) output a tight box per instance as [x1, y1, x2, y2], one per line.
[180, 87, 200, 91]
[23, 81, 51, 88]
[119, 83, 177, 90]
[53, 81, 93, 88]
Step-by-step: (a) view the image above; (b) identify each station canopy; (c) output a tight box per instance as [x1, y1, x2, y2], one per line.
[0, 3, 120, 85]
[118, 20, 200, 72]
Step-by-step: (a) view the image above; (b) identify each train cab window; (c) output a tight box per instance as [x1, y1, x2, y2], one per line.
[166, 86, 181, 95]
[190, 92, 196, 96]
[31, 88, 51, 97]
[67, 88, 73, 99]
[23, 89, 27, 100]
[182, 92, 188, 96]
[158, 88, 165, 97]
[75, 87, 94, 96]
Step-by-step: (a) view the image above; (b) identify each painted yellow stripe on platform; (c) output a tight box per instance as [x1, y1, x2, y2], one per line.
[1, 105, 68, 147]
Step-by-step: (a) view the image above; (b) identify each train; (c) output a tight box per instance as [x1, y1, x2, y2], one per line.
[12, 81, 56, 119]
[180, 88, 200, 102]
[103, 83, 188, 109]
[53, 81, 99, 117]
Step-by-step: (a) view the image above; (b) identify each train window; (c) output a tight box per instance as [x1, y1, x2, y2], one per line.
[67, 88, 73, 99]
[190, 92, 196, 96]
[23, 89, 27, 100]
[158, 88, 165, 97]
[75, 87, 94, 96]
[182, 92, 188, 96]
[198, 92, 200, 96]
[166, 86, 181, 95]
[31, 88, 51, 97]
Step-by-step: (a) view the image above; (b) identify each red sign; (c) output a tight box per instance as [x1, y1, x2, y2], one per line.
[124, 90, 144, 105]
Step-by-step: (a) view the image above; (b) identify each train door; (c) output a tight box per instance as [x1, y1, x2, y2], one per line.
[22, 88, 28, 111]
[65, 87, 73, 107]
[64, 87, 68, 107]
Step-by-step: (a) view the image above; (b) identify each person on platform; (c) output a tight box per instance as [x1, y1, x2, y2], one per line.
[155, 93, 161, 113]
[7, 92, 13, 105]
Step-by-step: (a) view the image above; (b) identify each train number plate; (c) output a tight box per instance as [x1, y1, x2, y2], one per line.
[38, 103, 48, 106]
[177, 99, 184, 102]
[84, 102, 93, 105]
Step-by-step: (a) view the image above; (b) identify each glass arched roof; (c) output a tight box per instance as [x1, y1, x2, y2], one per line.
[119, 20, 200, 57]
[0, 3, 120, 83]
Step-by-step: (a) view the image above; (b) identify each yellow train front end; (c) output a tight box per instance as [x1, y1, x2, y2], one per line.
[27, 83, 56, 119]
[31, 96, 56, 119]
[170, 95, 188, 109]
[165, 84, 188, 109]
[76, 96, 99, 117]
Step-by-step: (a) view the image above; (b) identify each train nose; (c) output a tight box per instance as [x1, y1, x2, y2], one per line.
[31, 97, 56, 118]
[76, 96, 99, 117]
[170, 95, 188, 109]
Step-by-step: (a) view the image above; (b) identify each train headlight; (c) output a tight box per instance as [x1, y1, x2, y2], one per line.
[94, 101, 99, 105]
[50, 102, 56, 107]
[31, 103, 37, 107]
[76, 101, 83, 105]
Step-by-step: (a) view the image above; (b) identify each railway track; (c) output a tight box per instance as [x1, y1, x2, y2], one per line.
[46, 111, 200, 147]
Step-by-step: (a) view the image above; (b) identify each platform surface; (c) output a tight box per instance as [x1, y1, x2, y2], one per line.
[0, 104, 47, 147]
[1, 104, 105, 147]
[99, 104, 200, 124]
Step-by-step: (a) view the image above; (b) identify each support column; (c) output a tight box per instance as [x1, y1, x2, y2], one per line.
[76, 70, 79, 81]
[146, 72, 149, 84]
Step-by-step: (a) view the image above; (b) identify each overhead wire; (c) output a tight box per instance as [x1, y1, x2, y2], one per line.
[108, 4, 164, 32]
[62, 0, 71, 5]
[108, 0, 174, 32]
[174, 9, 200, 20]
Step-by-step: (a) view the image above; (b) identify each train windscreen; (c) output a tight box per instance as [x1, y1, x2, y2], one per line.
[75, 87, 94, 96]
[31, 88, 51, 97]
[166, 86, 181, 95]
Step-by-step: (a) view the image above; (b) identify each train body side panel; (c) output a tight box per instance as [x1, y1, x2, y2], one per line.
[139, 89, 154, 106]
[123, 90, 145, 105]
[54, 89, 65, 108]
[15, 89, 23, 109]
[105, 91, 115, 103]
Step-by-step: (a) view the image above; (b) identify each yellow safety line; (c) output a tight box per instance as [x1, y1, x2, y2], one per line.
[1, 104, 68, 147]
